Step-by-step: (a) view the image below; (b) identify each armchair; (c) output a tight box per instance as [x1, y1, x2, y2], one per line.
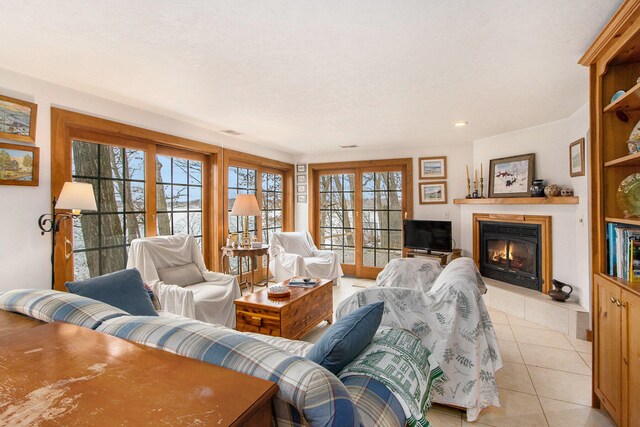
[127, 234, 240, 327]
[268, 231, 344, 283]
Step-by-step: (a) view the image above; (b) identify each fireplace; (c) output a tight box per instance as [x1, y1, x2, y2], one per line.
[479, 221, 543, 292]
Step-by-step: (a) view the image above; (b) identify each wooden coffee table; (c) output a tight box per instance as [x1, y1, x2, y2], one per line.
[235, 278, 333, 339]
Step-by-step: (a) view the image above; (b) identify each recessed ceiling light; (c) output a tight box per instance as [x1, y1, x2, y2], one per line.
[339, 144, 358, 149]
[453, 121, 468, 127]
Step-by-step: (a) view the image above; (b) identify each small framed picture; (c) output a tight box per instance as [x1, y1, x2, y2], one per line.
[297, 184, 307, 194]
[0, 95, 38, 144]
[0, 142, 39, 186]
[297, 194, 307, 203]
[569, 138, 585, 177]
[296, 164, 307, 173]
[419, 181, 447, 204]
[418, 156, 446, 180]
[489, 153, 535, 198]
[296, 174, 307, 184]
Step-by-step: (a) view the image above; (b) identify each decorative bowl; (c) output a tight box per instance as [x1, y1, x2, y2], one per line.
[267, 285, 291, 299]
[544, 184, 561, 197]
[617, 173, 640, 218]
[611, 90, 626, 103]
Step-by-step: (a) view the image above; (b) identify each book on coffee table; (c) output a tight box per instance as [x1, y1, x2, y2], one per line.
[287, 278, 320, 287]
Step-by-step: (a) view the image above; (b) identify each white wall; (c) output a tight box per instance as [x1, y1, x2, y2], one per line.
[461, 103, 590, 309]
[0, 68, 294, 292]
[294, 143, 473, 253]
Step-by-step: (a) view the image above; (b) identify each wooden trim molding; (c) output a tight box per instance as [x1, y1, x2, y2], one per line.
[472, 213, 552, 294]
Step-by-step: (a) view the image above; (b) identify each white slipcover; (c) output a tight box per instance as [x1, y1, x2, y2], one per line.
[268, 231, 344, 283]
[127, 234, 240, 327]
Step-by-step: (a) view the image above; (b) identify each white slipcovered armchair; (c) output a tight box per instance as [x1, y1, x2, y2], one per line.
[127, 234, 240, 327]
[268, 231, 344, 283]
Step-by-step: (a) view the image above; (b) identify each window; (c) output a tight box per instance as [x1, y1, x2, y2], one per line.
[227, 166, 257, 274]
[156, 154, 204, 247]
[261, 172, 283, 244]
[319, 173, 355, 264]
[71, 140, 146, 279]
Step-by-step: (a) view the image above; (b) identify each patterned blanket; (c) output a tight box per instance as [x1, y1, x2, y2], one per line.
[340, 327, 443, 427]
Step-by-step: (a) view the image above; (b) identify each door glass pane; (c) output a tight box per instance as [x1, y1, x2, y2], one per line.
[262, 172, 283, 245]
[156, 155, 203, 249]
[319, 173, 356, 264]
[227, 166, 257, 274]
[361, 171, 403, 268]
[72, 140, 145, 279]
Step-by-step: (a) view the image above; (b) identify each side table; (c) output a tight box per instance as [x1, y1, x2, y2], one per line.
[221, 245, 270, 293]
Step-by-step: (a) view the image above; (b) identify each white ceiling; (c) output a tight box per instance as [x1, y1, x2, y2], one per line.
[0, 1, 621, 154]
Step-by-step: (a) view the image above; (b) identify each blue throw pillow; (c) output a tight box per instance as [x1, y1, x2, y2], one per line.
[65, 269, 158, 316]
[306, 302, 384, 374]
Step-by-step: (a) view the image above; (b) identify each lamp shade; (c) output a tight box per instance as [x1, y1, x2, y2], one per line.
[56, 182, 97, 211]
[231, 194, 261, 216]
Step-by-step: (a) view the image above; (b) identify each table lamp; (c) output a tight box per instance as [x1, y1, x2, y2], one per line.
[231, 194, 261, 248]
[38, 182, 97, 288]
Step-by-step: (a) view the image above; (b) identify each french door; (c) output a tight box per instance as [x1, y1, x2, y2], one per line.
[310, 159, 412, 279]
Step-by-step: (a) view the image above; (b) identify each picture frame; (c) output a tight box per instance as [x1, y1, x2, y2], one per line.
[0, 142, 39, 186]
[297, 194, 307, 203]
[419, 181, 447, 204]
[297, 184, 306, 194]
[418, 156, 446, 180]
[0, 95, 38, 144]
[296, 174, 307, 184]
[296, 164, 307, 173]
[488, 153, 535, 198]
[569, 138, 585, 177]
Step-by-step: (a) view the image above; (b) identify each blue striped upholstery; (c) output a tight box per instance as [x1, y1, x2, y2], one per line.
[342, 376, 406, 426]
[96, 316, 361, 427]
[0, 289, 127, 329]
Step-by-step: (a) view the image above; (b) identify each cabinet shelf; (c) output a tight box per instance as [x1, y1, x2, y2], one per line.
[604, 151, 640, 167]
[597, 273, 640, 299]
[605, 217, 640, 227]
[603, 81, 640, 113]
[453, 197, 578, 205]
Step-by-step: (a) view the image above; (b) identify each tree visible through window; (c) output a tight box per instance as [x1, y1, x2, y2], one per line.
[319, 174, 356, 264]
[227, 166, 257, 274]
[262, 172, 283, 244]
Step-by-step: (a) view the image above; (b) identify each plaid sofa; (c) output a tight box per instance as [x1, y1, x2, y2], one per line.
[0, 289, 406, 426]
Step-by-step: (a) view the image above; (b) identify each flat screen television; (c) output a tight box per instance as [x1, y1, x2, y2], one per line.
[403, 219, 452, 253]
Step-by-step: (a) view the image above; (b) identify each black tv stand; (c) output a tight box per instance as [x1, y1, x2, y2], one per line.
[404, 248, 461, 266]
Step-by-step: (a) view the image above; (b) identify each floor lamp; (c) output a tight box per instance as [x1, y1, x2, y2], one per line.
[38, 182, 97, 289]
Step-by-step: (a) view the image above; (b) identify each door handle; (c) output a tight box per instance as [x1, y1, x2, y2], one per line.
[610, 296, 617, 304]
[64, 237, 73, 260]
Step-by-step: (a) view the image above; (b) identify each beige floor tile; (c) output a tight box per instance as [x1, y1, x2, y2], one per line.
[426, 409, 463, 426]
[495, 361, 536, 394]
[475, 388, 548, 426]
[299, 321, 330, 344]
[488, 309, 509, 325]
[506, 314, 547, 330]
[494, 323, 516, 342]
[578, 352, 592, 370]
[431, 403, 464, 418]
[462, 422, 495, 426]
[539, 397, 615, 427]
[527, 366, 592, 406]
[519, 343, 591, 375]
[564, 335, 593, 354]
[510, 326, 573, 350]
[498, 340, 524, 364]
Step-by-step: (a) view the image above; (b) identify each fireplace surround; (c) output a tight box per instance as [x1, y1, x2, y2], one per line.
[472, 213, 552, 294]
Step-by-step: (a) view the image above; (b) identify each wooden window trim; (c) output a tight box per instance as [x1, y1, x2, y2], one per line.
[51, 108, 223, 290]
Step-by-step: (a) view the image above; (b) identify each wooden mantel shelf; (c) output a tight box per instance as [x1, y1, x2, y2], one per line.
[453, 197, 579, 205]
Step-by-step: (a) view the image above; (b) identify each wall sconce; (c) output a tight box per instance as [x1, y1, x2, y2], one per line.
[38, 182, 97, 288]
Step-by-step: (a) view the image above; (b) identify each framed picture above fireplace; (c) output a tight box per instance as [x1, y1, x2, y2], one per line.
[488, 153, 535, 198]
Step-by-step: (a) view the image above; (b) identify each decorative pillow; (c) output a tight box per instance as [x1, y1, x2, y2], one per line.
[157, 263, 204, 287]
[65, 269, 158, 316]
[306, 302, 383, 374]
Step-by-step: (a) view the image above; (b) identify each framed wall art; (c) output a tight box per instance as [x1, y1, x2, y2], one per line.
[297, 194, 307, 203]
[296, 174, 307, 184]
[297, 184, 306, 194]
[418, 156, 446, 180]
[0, 142, 39, 186]
[488, 153, 535, 198]
[0, 95, 37, 144]
[296, 164, 307, 173]
[569, 138, 585, 177]
[419, 181, 447, 204]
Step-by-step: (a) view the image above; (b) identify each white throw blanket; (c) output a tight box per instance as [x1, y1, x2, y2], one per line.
[336, 258, 502, 422]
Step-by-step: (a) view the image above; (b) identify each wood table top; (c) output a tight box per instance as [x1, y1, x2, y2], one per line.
[0, 315, 278, 426]
[235, 278, 332, 310]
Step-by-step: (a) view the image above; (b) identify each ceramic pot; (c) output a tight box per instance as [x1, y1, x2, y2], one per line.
[549, 279, 573, 302]
[560, 187, 573, 197]
[530, 179, 545, 197]
[544, 184, 561, 197]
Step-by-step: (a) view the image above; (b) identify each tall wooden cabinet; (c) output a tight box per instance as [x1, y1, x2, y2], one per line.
[581, 2, 640, 426]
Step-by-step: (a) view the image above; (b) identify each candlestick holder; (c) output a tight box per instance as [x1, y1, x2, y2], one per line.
[480, 177, 485, 198]
[466, 178, 472, 198]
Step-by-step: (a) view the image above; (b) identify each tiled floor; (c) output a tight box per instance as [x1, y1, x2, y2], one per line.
[300, 277, 615, 427]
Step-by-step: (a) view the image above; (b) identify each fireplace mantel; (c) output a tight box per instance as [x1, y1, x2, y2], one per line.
[454, 197, 578, 205]
[473, 213, 552, 294]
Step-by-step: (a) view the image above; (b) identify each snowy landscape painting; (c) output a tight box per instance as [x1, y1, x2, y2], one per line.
[0, 95, 37, 143]
[488, 153, 534, 198]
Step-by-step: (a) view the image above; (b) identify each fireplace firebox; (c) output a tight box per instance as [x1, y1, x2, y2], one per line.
[479, 221, 542, 291]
